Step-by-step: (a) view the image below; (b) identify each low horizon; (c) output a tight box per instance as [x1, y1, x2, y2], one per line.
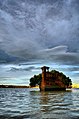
[0, 83, 79, 88]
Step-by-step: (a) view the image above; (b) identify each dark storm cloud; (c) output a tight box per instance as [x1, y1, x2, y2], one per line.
[34, 46, 79, 65]
[0, 0, 79, 65]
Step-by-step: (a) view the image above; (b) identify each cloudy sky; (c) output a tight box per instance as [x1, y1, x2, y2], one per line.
[0, 0, 79, 85]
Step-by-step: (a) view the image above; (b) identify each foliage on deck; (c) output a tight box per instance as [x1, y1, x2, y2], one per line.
[29, 70, 72, 88]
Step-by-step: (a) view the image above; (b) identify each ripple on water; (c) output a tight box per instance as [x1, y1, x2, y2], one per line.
[0, 88, 79, 119]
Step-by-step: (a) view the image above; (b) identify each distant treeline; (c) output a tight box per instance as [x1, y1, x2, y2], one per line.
[0, 85, 29, 88]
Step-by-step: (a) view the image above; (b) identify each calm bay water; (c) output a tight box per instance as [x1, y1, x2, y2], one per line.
[0, 88, 79, 119]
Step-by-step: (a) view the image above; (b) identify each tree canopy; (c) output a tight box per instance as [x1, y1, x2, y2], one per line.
[30, 74, 42, 87]
[29, 70, 72, 88]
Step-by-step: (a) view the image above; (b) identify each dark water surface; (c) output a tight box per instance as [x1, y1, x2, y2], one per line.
[0, 88, 79, 119]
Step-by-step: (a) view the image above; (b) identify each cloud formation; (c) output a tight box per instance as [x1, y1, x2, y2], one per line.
[0, 0, 79, 85]
[0, 0, 79, 63]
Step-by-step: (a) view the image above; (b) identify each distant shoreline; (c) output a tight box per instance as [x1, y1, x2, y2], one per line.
[0, 85, 30, 88]
[0, 85, 79, 89]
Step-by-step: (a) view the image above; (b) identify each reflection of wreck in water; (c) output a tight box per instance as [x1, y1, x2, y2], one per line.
[40, 66, 66, 91]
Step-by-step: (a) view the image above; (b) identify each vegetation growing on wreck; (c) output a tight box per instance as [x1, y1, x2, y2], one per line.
[29, 70, 72, 88]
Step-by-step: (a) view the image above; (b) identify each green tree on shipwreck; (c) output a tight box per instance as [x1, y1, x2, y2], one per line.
[29, 70, 72, 88]
[30, 74, 42, 87]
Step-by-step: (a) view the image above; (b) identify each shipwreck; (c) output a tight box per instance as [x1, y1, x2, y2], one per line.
[40, 66, 72, 91]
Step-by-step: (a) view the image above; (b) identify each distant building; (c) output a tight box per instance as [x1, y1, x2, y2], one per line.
[40, 66, 66, 91]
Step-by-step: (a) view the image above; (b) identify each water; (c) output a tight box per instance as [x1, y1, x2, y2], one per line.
[0, 88, 79, 119]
